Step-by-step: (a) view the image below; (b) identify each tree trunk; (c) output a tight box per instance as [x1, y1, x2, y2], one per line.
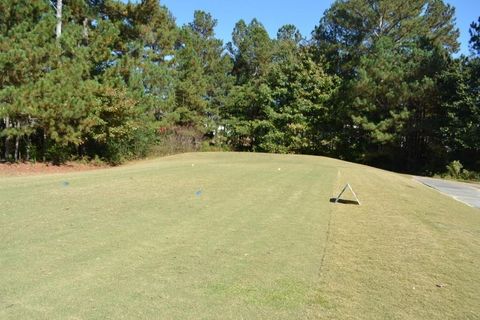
[14, 122, 20, 162]
[80, 143, 86, 158]
[56, 0, 62, 39]
[4, 116, 10, 160]
[25, 136, 30, 162]
[43, 130, 47, 162]
[83, 17, 89, 41]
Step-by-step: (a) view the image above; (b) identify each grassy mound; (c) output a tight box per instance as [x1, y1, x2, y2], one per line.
[1, 152, 479, 319]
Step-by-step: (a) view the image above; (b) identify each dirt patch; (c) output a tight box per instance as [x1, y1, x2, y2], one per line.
[0, 162, 108, 176]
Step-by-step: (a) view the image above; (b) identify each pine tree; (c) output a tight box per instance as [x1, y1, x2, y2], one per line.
[0, 0, 56, 161]
[223, 19, 274, 150]
[313, 0, 459, 172]
[471, 17, 480, 55]
[260, 28, 338, 154]
[172, 10, 233, 140]
[439, 19, 480, 171]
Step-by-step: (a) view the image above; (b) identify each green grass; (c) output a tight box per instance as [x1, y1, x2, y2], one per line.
[1, 152, 479, 319]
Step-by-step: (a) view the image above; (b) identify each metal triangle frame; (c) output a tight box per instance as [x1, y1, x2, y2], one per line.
[335, 183, 361, 205]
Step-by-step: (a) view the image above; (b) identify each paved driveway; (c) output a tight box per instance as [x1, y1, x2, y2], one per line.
[415, 177, 480, 209]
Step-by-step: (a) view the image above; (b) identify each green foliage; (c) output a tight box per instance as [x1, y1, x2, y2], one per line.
[262, 45, 339, 154]
[313, 0, 459, 76]
[228, 19, 273, 84]
[224, 21, 339, 154]
[446, 160, 464, 179]
[312, 0, 460, 172]
[443, 160, 480, 181]
[0, 1, 478, 176]
[438, 57, 480, 170]
[470, 17, 480, 55]
[0, 0, 177, 164]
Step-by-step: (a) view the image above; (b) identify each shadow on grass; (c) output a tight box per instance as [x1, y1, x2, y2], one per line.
[329, 198, 360, 205]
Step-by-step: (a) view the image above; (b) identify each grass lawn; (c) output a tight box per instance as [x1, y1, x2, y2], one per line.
[1, 152, 479, 319]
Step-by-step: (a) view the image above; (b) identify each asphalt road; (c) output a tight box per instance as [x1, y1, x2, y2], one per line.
[415, 177, 480, 209]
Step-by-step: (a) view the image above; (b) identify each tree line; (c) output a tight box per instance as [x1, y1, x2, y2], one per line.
[1, 0, 479, 174]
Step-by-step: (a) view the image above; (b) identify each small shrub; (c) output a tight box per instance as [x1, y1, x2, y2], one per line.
[443, 160, 480, 182]
[151, 126, 204, 157]
[200, 141, 231, 152]
[46, 144, 72, 165]
[446, 160, 463, 179]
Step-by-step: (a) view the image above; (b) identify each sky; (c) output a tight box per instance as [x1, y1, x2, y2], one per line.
[160, 0, 480, 56]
